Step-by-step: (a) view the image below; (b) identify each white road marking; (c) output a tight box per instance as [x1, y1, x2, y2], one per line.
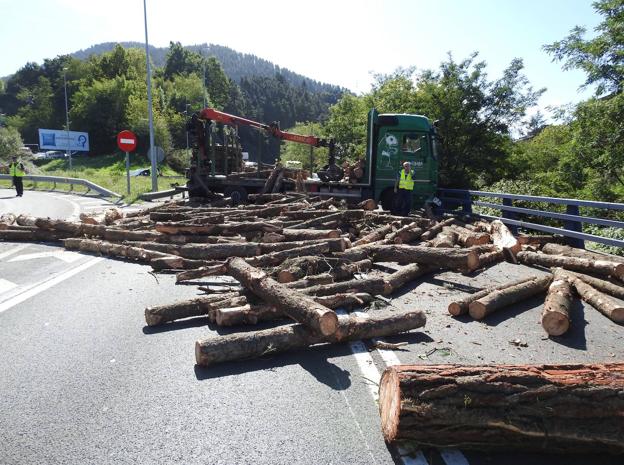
[0, 244, 30, 260]
[0, 278, 18, 294]
[8, 250, 83, 263]
[51, 194, 81, 220]
[440, 449, 470, 465]
[342, 310, 470, 465]
[0, 257, 103, 314]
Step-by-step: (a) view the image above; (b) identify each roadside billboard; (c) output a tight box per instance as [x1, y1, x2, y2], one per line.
[38, 129, 90, 152]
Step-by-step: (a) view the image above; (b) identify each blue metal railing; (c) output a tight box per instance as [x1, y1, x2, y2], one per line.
[437, 188, 624, 249]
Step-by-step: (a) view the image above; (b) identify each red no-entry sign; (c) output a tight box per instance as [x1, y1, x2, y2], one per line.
[117, 130, 137, 152]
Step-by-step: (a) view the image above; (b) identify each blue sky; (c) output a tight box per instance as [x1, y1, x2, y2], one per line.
[1, 0, 602, 114]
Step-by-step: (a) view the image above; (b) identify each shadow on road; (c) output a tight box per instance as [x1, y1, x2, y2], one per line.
[193, 342, 354, 391]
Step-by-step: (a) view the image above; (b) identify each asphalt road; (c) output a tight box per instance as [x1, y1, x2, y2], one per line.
[1, 190, 622, 464]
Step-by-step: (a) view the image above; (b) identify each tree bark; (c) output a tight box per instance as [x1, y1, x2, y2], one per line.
[63, 238, 173, 263]
[420, 217, 456, 241]
[246, 243, 332, 268]
[477, 249, 506, 268]
[357, 198, 377, 210]
[448, 276, 538, 316]
[358, 245, 480, 272]
[144, 293, 246, 326]
[517, 251, 624, 280]
[301, 277, 392, 297]
[385, 264, 435, 293]
[214, 293, 374, 327]
[468, 275, 553, 320]
[353, 223, 396, 247]
[430, 227, 458, 248]
[378, 363, 624, 453]
[542, 269, 573, 336]
[285, 273, 334, 289]
[196, 309, 426, 366]
[542, 243, 624, 264]
[490, 219, 520, 256]
[289, 210, 365, 229]
[275, 256, 349, 283]
[155, 221, 282, 235]
[449, 225, 491, 247]
[571, 276, 624, 323]
[563, 270, 624, 300]
[280, 228, 342, 241]
[385, 222, 424, 244]
[226, 258, 338, 336]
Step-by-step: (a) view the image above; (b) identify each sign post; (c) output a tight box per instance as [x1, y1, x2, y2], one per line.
[117, 130, 138, 195]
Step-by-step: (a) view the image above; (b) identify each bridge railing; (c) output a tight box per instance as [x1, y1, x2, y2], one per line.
[0, 174, 122, 199]
[437, 188, 624, 249]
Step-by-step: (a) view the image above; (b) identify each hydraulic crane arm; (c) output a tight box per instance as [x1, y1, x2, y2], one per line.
[198, 108, 330, 148]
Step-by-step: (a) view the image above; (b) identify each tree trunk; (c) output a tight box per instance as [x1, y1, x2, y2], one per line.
[571, 276, 624, 323]
[449, 225, 491, 247]
[361, 245, 480, 272]
[468, 275, 553, 320]
[280, 228, 342, 241]
[150, 256, 217, 271]
[285, 273, 334, 289]
[385, 264, 435, 293]
[246, 243, 332, 268]
[542, 243, 624, 264]
[301, 277, 392, 297]
[542, 268, 573, 336]
[378, 363, 624, 453]
[563, 270, 624, 300]
[420, 217, 456, 241]
[448, 276, 538, 316]
[385, 222, 424, 244]
[155, 221, 282, 235]
[0, 229, 73, 242]
[430, 227, 458, 248]
[275, 256, 348, 283]
[289, 210, 365, 229]
[517, 234, 564, 246]
[357, 199, 377, 210]
[214, 293, 374, 327]
[517, 251, 624, 280]
[144, 293, 246, 326]
[490, 219, 520, 256]
[353, 223, 396, 247]
[477, 249, 506, 268]
[196, 309, 426, 366]
[226, 258, 338, 336]
[260, 167, 281, 194]
[63, 238, 173, 263]
[330, 259, 373, 281]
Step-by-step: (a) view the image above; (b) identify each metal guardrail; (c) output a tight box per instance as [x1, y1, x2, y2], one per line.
[139, 188, 186, 201]
[0, 174, 121, 198]
[437, 188, 624, 249]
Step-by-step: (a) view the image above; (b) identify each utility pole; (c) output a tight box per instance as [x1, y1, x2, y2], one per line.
[143, 0, 158, 191]
[63, 68, 72, 170]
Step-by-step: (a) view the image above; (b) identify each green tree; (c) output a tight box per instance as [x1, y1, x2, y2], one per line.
[0, 126, 23, 160]
[544, 0, 624, 96]
[279, 122, 328, 170]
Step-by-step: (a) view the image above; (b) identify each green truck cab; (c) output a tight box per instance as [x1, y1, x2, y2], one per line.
[367, 109, 439, 210]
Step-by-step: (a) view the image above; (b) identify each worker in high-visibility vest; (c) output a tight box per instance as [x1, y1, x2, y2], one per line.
[393, 161, 416, 216]
[9, 156, 25, 197]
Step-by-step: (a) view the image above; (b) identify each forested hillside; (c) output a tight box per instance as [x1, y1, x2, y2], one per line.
[0, 41, 345, 163]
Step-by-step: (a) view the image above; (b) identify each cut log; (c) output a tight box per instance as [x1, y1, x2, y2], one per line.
[63, 238, 173, 263]
[260, 167, 281, 194]
[150, 256, 217, 271]
[420, 217, 456, 241]
[356, 198, 377, 210]
[563, 270, 624, 300]
[155, 221, 282, 235]
[196, 309, 426, 366]
[175, 264, 228, 282]
[289, 210, 365, 229]
[301, 277, 392, 297]
[285, 273, 334, 289]
[0, 229, 73, 242]
[385, 222, 423, 244]
[144, 293, 246, 326]
[353, 223, 396, 247]
[384, 264, 435, 293]
[214, 293, 373, 326]
[542, 243, 624, 264]
[246, 243, 331, 268]
[226, 258, 338, 336]
[449, 225, 491, 247]
[571, 276, 624, 323]
[447, 276, 538, 316]
[477, 249, 506, 268]
[468, 274, 553, 320]
[490, 219, 520, 256]
[541, 268, 574, 336]
[517, 251, 624, 280]
[430, 227, 457, 248]
[349, 245, 480, 272]
[280, 228, 342, 241]
[379, 363, 624, 453]
[275, 256, 346, 283]
[330, 259, 373, 281]
[517, 234, 564, 246]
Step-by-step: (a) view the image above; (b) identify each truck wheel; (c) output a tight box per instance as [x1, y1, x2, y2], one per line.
[224, 186, 248, 205]
[379, 188, 395, 212]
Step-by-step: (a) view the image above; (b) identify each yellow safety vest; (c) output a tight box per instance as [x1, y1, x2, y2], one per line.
[398, 170, 414, 190]
[10, 162, 25, 177]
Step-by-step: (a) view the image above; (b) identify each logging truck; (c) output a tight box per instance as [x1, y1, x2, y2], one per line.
[186, 108, 440, 209]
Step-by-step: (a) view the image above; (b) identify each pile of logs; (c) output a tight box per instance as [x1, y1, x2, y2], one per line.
[1, 192, 623, 368]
